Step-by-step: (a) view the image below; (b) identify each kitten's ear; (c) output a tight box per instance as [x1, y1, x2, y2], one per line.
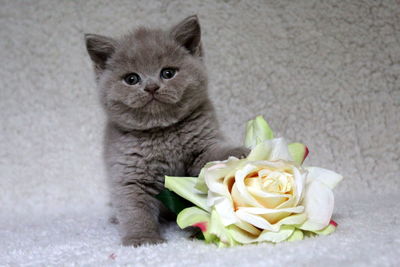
[85, 34, 117, 71]
[170, 15, 202, 57]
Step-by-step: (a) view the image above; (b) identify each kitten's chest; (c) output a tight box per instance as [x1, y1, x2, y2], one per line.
[121, 130, 190, 177]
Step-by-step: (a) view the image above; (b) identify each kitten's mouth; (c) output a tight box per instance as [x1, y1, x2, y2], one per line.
[143, 96, 160, 106]
[140, 96, 168, 110]
[143, 95, 175, 107]
[123, 94, 178, 111]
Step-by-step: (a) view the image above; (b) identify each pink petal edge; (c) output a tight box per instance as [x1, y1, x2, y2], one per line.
[193, 222, 208, 232]
[329, 220, 338, 227]
[302, 146, 309, 164]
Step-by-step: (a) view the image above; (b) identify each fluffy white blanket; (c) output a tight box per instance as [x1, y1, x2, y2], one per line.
[1, 0, 399, 266]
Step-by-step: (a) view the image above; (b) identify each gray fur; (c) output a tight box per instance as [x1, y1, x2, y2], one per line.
[85, 15, 248, 247]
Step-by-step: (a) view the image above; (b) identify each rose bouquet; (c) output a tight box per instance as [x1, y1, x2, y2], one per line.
[157, 116, 343, 247]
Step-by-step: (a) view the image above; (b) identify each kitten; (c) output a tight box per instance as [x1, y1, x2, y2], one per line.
[85, 15, 248, 247]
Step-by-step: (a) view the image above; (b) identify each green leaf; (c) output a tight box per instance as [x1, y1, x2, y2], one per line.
[288, 142, 309, 165]
[287, 229, 304, 242]
[164, 176, 210, 211]
[244, 115, 274, 149]
[256, 226, 295, 243]
[155, 189, 193, 214]
[209, 208, 239, 247]
[177, 207, 214, 242]
[195, 163, 212, 193]
[177, 207, 210, 230]
[309, 223, 336, 236]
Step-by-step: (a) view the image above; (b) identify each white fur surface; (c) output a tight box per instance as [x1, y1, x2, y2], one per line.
[1, 195, 399, 266]
[0, 0, 399, 266]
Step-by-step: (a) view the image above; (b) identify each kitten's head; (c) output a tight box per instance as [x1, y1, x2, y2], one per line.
[85, 15, 208, 130]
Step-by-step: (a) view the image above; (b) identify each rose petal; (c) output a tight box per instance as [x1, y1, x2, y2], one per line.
[238, 206, 305, 215]
[287, 229, 304, 242]
[247, 186, 290, 209]
[196, 157, 241, 193]
[256, 226, 295, 243]
[236, 205, 304, 231]
[246, 142, 273, 161]
[292, 166, 307, 205]
[275, 194, 295, 208]
[275, 213, 307, 226]
[204, 156, 244, 197]
[236, 209, 276, 230]
[244, 171, 291, 209]
[246, 138, 292, 162]
[248, 160, 293, 171]
[196, 162, 219, 193]
[238, 206, 304, 224]
[234, 219, 262, 236]
[223, 175, 236, 195]
[204, 168, 230, 196]
[209, 208, 238, 247]
[299, 180, 334, 231]
[269, 138, 292, 161]
[214, 197, 239, 226]
[247, 184, 291, 198]
[306, 167, 343, 189]
[233, 164, 264, 207]
[226, 224, 259, 244]
[236, 203, 307, 231]
[206, 191, 220, 207]
[208, 163, 228, 171]
[311, 223, 337, 236]
[261, 212, 292, 224]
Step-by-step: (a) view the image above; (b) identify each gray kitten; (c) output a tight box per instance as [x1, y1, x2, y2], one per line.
[85, 15, 248, 247]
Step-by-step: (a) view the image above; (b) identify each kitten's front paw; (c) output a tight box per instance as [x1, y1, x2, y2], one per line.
[225, 147, 250, 159]
[122, 234, 165, 247]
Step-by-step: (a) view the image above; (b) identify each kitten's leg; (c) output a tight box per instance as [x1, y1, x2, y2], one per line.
[188, 145, 250, 176]
[112, 183, 164, 247]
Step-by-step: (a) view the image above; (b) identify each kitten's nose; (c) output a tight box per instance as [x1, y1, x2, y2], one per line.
[144, 84, 160, 94]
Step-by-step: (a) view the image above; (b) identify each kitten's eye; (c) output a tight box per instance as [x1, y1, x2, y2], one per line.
[160, 68, 177, 79]
[123, 73, 141, 85]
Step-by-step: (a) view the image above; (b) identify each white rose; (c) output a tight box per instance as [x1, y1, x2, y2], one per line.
[164, 116, 343, 246]
[194, 138, 342, 244]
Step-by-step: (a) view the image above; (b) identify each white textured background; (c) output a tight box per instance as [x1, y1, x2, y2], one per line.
[1, 0, 399, 266]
